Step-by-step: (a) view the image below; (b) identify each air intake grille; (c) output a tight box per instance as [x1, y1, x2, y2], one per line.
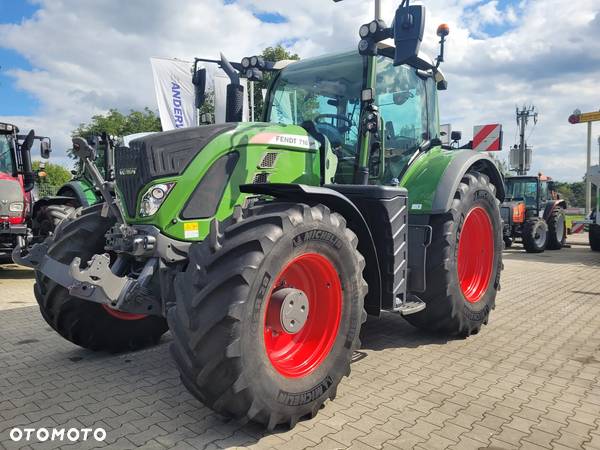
[253, 173, 269, 184]
[259, 152, 278, 169]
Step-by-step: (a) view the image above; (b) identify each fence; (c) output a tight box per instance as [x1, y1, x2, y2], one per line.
[35, 183, 61, 198]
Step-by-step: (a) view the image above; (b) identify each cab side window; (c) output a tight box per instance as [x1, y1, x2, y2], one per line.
[376, 57, 428, 179]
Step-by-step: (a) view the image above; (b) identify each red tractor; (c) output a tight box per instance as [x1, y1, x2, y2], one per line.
[0, 122, 72, 263]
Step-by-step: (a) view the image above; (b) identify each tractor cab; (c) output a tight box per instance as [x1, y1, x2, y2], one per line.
[504, 174, 557, 216]
[264, 50, 441, 185]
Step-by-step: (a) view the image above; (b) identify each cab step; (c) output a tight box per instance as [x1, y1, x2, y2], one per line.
[396, 295, 426, 316]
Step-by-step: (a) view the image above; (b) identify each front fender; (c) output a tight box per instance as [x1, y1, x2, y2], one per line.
[240, 183, 383, 316]
[400, 147, 505, 215]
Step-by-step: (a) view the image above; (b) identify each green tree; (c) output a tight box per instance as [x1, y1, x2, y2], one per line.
[71, 108, 162, 147]
[69, 108, 162, 170]
[252, 45, 300, 119]
[32, 161, 72, 195]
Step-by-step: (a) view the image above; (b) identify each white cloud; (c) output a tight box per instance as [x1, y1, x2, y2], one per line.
[1, 0, 599, 181]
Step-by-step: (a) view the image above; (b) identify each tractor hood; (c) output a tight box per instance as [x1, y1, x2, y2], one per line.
[115, 122, 322, 229]
[115, 123, 238, 217]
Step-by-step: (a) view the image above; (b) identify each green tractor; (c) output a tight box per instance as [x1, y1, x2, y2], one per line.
[17, 1, 504, 429]
[53, 133, 152, 209]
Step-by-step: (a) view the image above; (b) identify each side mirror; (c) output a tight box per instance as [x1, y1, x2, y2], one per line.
[192, 68, 207, 110]
[40, 139, 51, 159]
[21, 130, 36, 193]
[393, 4, 425, 66]
[451, 131, 462, 142]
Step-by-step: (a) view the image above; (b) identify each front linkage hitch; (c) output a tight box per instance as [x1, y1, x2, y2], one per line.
[13, 137, 189, 317]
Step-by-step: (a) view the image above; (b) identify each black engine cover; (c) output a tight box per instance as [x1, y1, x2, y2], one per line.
[115, 124, 236, 217]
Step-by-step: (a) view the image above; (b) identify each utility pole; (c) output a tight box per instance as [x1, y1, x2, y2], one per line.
[511, 105, 538, 175]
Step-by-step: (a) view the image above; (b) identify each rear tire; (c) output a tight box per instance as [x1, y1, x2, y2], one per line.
[523, 218, 547, 253]
[168, 202, 367, 429]
[34, 206, 168, 352]
[546, 208, 566, 250]
[590, 224, 600, 251]
[403, 172, 503, 336]
[33, 204, 77, 238]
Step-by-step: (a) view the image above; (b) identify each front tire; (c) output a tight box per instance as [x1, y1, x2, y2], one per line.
[34, 206, 168, 352]
[403, 172, 503, 336]
[546, 208, 566, 250]
[523, 218, 547, 253]
[168, 202, 367, 429]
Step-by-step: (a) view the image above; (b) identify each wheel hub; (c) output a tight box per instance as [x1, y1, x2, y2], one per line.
[263, 253, 342, 378]
[271, 288, 310, 334]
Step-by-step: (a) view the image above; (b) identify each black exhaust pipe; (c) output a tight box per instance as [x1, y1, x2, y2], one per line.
[220, 53, 244, 123]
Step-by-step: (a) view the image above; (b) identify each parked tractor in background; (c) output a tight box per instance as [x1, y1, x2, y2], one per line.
[53, 132, 158, 209]
[16, 1, 505, 429]
[0, 122, 74, 263]
[501, 174, 567, 253]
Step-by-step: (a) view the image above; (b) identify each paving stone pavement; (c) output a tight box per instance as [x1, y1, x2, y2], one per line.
[0, 234, 599, 449]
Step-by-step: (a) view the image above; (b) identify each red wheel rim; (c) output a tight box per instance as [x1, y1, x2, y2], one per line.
[264, 253, 342, 378]
[101, 305, 147, 321]
[457, 207, 494, 303]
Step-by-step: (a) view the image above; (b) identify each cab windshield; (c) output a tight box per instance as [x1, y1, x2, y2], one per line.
[267, 52, 364, 161]
[0, 134, 15, 174]
[506, 178, 538, 208]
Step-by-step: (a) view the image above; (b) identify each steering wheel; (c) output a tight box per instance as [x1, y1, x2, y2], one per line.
[314, 114, 353, 132]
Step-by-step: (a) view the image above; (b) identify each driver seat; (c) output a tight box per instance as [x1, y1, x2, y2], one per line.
[386, 121, 395, 142]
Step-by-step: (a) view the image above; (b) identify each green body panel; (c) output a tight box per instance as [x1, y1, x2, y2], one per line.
[59, 179, 100, 206]
[124, 122, 321, 241]
[399, 146, 456, 213]
[75, 179, 100, 206]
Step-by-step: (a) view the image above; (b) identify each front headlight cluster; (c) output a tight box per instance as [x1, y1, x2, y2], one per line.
[139, 183, 175, 217]
[9, 202, 24, 212]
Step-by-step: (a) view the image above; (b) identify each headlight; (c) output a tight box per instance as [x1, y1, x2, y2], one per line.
[139, 183, 175, 217]
[359, 24, 370, 38]
[9, 202, 24, 212]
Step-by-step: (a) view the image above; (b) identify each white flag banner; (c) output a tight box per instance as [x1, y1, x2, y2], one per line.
[150, 57, 197, 131]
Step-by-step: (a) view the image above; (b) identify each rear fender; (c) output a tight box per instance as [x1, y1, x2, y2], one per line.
[543, 200, 567, 221]
[56, 181, 97, 207]
[240, 183, 382, 316]
[401, 148, 505, 215]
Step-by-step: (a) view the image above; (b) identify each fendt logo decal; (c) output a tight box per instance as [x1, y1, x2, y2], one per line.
[250, 133, 319, 150]
[118, 168, 137, 176]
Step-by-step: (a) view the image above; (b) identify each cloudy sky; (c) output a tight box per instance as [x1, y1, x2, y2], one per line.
[1, 0, 599, 181]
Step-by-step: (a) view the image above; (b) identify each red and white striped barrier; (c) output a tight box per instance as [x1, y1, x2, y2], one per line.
[473, 124, 503, 152]
[571, 222, 585, 234]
